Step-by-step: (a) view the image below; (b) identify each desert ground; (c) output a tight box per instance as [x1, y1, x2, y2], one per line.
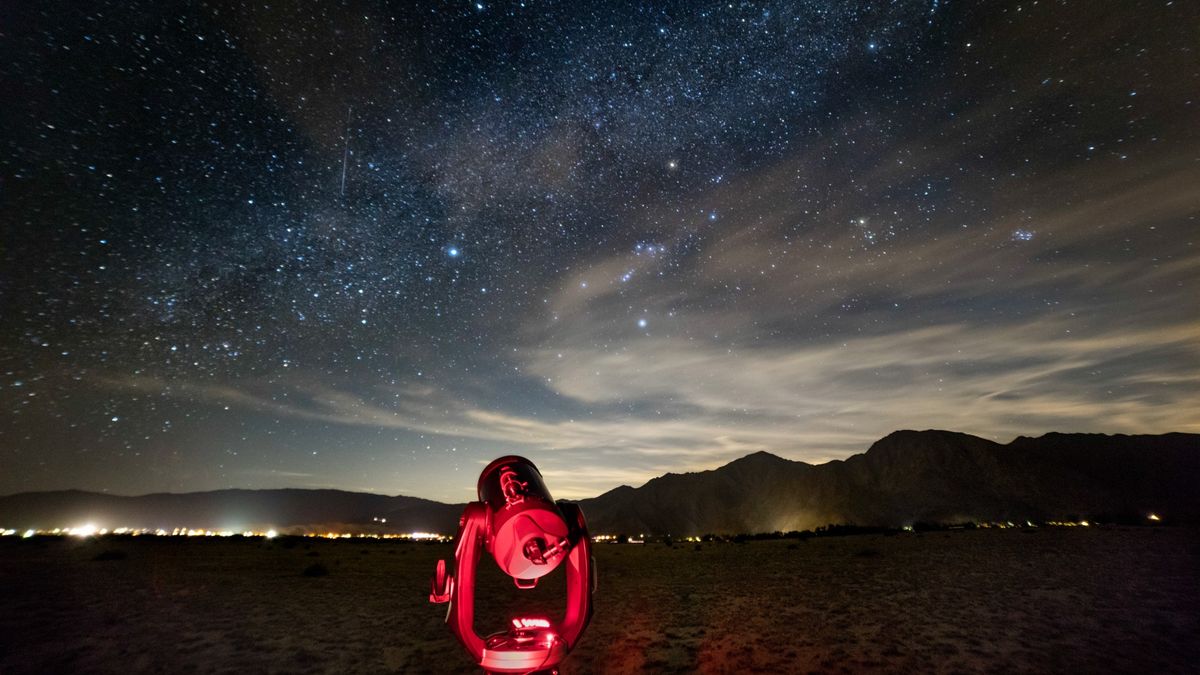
[1, 527, 1197, 674]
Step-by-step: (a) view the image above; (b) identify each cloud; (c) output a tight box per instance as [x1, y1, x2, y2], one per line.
[493, 103, 1200, 493]
[96, 63, 1200, 501]
[104, 308, 1199, 499]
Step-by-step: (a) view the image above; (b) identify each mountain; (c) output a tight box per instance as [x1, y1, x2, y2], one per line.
[0, 488, 464, 535]
[2, 431, 1196, 536]
[576, 431, 1200, 535]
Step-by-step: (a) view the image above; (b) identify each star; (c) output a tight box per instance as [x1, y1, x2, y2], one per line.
[0, 0, 1192, 505]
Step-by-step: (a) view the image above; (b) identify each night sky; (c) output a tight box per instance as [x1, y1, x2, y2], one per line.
[2, 1, 1197, 502]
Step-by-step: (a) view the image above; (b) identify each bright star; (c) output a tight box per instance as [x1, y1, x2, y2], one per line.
[447, 247, 460, 258]
[637, 318, 648, 328]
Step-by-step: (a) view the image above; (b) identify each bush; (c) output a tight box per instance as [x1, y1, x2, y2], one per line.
[302, 563, 329, 577]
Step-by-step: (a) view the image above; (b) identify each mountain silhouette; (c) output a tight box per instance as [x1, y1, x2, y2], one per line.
[1, 431, 1196, 535]
[576, 430, 1200, 534]
[0, 488, 463, 534]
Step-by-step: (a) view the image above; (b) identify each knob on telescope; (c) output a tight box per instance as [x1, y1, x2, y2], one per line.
[430, 558, 452, 604]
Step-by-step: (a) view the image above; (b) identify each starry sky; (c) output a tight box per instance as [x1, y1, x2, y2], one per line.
[2, 1, 1197, 502]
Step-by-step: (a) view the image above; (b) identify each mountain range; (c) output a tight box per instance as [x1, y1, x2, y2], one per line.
[0, 488, 462, 535]
[2, 431, 1196, 535]
[578, 430, 1200, 534]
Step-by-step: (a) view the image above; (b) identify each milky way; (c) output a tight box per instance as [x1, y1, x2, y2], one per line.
[2, 1, 1198, 501]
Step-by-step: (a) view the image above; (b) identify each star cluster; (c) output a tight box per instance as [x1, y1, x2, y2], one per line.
[2, 1, 1197, 500]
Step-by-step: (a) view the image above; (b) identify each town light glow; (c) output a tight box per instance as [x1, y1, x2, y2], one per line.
[6, 525, 452, 540]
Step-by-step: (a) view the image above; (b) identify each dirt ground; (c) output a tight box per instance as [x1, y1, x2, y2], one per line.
[1, 527, 1197, 674]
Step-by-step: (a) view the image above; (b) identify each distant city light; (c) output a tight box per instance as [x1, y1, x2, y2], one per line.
[1147, 513, 1160, 521]
[0, 518, 1143, 543]
[3, 526, 451, 541]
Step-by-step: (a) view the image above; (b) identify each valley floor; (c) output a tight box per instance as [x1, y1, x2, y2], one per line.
[1, 527, 1197, 673]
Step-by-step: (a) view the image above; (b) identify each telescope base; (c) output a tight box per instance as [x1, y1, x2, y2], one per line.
[480, 627, 567, 674]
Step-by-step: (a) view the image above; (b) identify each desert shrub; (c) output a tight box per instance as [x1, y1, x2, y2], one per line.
[92, 549, 127, 561]
[693, 544, 703, 552]
[302, 563, 329, 577]
[855, 547, 881, 558]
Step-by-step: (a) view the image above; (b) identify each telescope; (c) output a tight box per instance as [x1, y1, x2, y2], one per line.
[430, 456, 594, 673]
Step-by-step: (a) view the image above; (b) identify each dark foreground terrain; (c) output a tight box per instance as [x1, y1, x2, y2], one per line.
[2, 527, 1197, 673]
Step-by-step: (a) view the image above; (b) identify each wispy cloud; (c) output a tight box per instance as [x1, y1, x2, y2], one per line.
[106, 310, 1199, 499]
[99, 76, 1200, 500]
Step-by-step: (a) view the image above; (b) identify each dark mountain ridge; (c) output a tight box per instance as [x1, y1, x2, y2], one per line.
[2, 431, 1196, 535]
[577, 430, 1200, 534]
[0, 487, 464, 534]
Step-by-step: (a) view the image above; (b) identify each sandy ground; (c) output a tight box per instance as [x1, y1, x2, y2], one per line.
[1, 527, 1197, 674]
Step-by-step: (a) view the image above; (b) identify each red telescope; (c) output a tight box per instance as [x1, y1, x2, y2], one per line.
[430, 456, 594, 674]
